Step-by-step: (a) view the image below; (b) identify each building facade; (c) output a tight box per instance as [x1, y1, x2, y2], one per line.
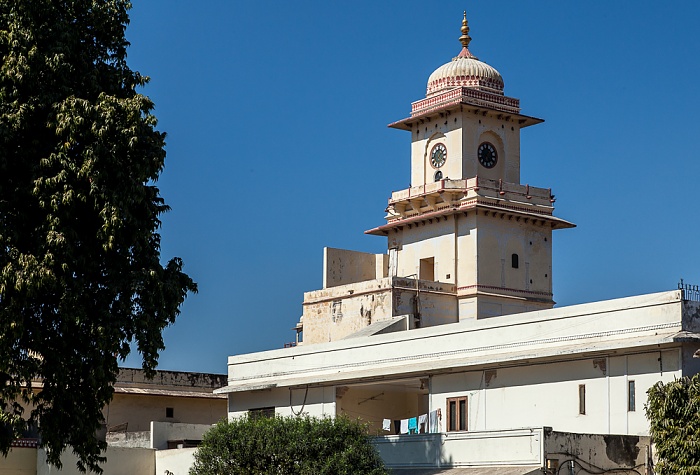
[217, 13, 700, 473]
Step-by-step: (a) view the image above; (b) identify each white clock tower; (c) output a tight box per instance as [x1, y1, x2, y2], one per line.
[298, 13, 574, 344]
[365, 12, 574, 320]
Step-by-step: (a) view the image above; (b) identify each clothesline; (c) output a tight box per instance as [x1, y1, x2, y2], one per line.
[382, 408, 442, 435]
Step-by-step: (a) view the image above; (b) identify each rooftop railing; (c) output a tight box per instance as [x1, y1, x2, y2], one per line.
[679, 279, 700, 302]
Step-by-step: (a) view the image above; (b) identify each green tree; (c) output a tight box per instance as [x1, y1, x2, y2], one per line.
[0, 1, 196, 472]
[646, 375, 700, 474]
[190, 415, 389, 475]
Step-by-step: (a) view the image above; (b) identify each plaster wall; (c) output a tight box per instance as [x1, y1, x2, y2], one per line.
[337, 385, 427, 435]
[302, 281, 394, 344]
[323, 247, 388, 289]
[0, 447, 37, 475]
[155, 447, 197, 475]
[409, 110, 521, 186]
[227, 387, 335, 419]
[150, 421, 214, 450]
[116, 368, 226, 392]
[394, 217, 457, 283]
[105, 393, 226, 432]
[475, 214, 553, 296]
[226, 292, 685, 390]
[37, 447, 154, 475]
[301, 277, 457, 344]
[430, 350, 680, 436]
[374, 428, 541, 469]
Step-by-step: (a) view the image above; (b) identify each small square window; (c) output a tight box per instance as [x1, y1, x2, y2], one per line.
[166, 407, 174, 418]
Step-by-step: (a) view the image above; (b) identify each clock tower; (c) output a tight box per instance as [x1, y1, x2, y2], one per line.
[366, 12, 574, 320]
[298, 12, 574, 345]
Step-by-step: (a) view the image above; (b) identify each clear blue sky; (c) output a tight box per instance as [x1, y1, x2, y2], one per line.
[121, 2, 700, 374]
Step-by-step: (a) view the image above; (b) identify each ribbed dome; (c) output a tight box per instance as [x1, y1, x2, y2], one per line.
[427, 51, 504, 96]
[426, 12, 505, 97]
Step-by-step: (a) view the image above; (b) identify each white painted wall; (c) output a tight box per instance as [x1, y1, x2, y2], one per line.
[150, 421, 214, 450]
[155, 447, 197, 475]
[429, 349, 680, 436]
[228, 387, 336, 419]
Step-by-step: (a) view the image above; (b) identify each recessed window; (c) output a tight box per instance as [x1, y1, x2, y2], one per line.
[434, 170, 443, 182]
[447, 396, 468, 432]
[578, 385, 586, 415]
[249, 407, 275, 420]
[420, 257, 435, 281]
[628, 381, 636, 412]
[511, 253, 519, 269]
[166, 407, 174, 418]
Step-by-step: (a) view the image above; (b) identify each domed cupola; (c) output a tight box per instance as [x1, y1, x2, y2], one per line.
[426, 12, 505, 97]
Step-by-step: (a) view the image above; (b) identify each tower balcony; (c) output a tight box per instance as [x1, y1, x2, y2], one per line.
[366, 178, 573, 236]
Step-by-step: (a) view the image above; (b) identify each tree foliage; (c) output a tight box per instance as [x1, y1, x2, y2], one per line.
[0, 0, 196, 471]
[646, 375, 700, 475]
[190, 415, 389, 475]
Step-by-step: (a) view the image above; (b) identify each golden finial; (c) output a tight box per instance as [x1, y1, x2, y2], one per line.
[459, 11, 471, 48]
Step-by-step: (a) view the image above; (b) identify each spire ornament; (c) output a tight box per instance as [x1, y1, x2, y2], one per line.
[456, 10, 477, 59]
[459, 11, 471, 48]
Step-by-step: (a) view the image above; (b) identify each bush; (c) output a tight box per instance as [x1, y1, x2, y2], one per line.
[646, 375, 700, 474]
[190, 415, 388, 475]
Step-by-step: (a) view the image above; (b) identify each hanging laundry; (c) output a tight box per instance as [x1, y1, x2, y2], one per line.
[429, 409, 438, 433]
[400, 419, 409, 434]
[382, 419, 391, 431]
[408, 417, 418, 433]
[394, 420, 401, 434]
[418, 413, 428, 433]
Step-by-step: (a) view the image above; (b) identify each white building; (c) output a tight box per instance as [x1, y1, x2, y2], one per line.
[216, 13, 700, 474]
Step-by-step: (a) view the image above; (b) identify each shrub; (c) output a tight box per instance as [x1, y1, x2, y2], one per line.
[646, 375, 700, 474]
[190, 414, 388, 475]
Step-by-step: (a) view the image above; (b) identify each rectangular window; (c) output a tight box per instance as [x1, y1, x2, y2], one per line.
[166, 407, 174, 418]
[578, 385, 586, 415]
[628, 380, 636, 412]
[248, 406, 275, 420]
[446, 396, 468, 431]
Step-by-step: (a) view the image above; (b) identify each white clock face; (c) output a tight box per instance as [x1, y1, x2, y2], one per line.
[478, 142, 497, 169]
[430, 143, 447, 168]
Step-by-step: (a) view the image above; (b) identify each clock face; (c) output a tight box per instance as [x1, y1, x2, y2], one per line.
[478, 142, 498, 169]
[430, 143, 447, 168]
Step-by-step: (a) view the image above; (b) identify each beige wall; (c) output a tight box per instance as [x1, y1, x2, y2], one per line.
[0, 447, 37, 475]
[37, 447, 154, 475]
[410, 110, 522, 187]
[323, 247, 387, 288]
[106, 393, 226, 432]
[337, 384, 428, 435]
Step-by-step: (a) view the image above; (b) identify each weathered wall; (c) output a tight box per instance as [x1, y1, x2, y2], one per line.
[150, 421, 214, 450]
[116, 368, 227, 392]
[106, 430, 150, 448]
[106, 393, 226, 432]
[302, 279, 394, 344]
[544, 430, 650, 472]
[323, 247, 388, 289]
